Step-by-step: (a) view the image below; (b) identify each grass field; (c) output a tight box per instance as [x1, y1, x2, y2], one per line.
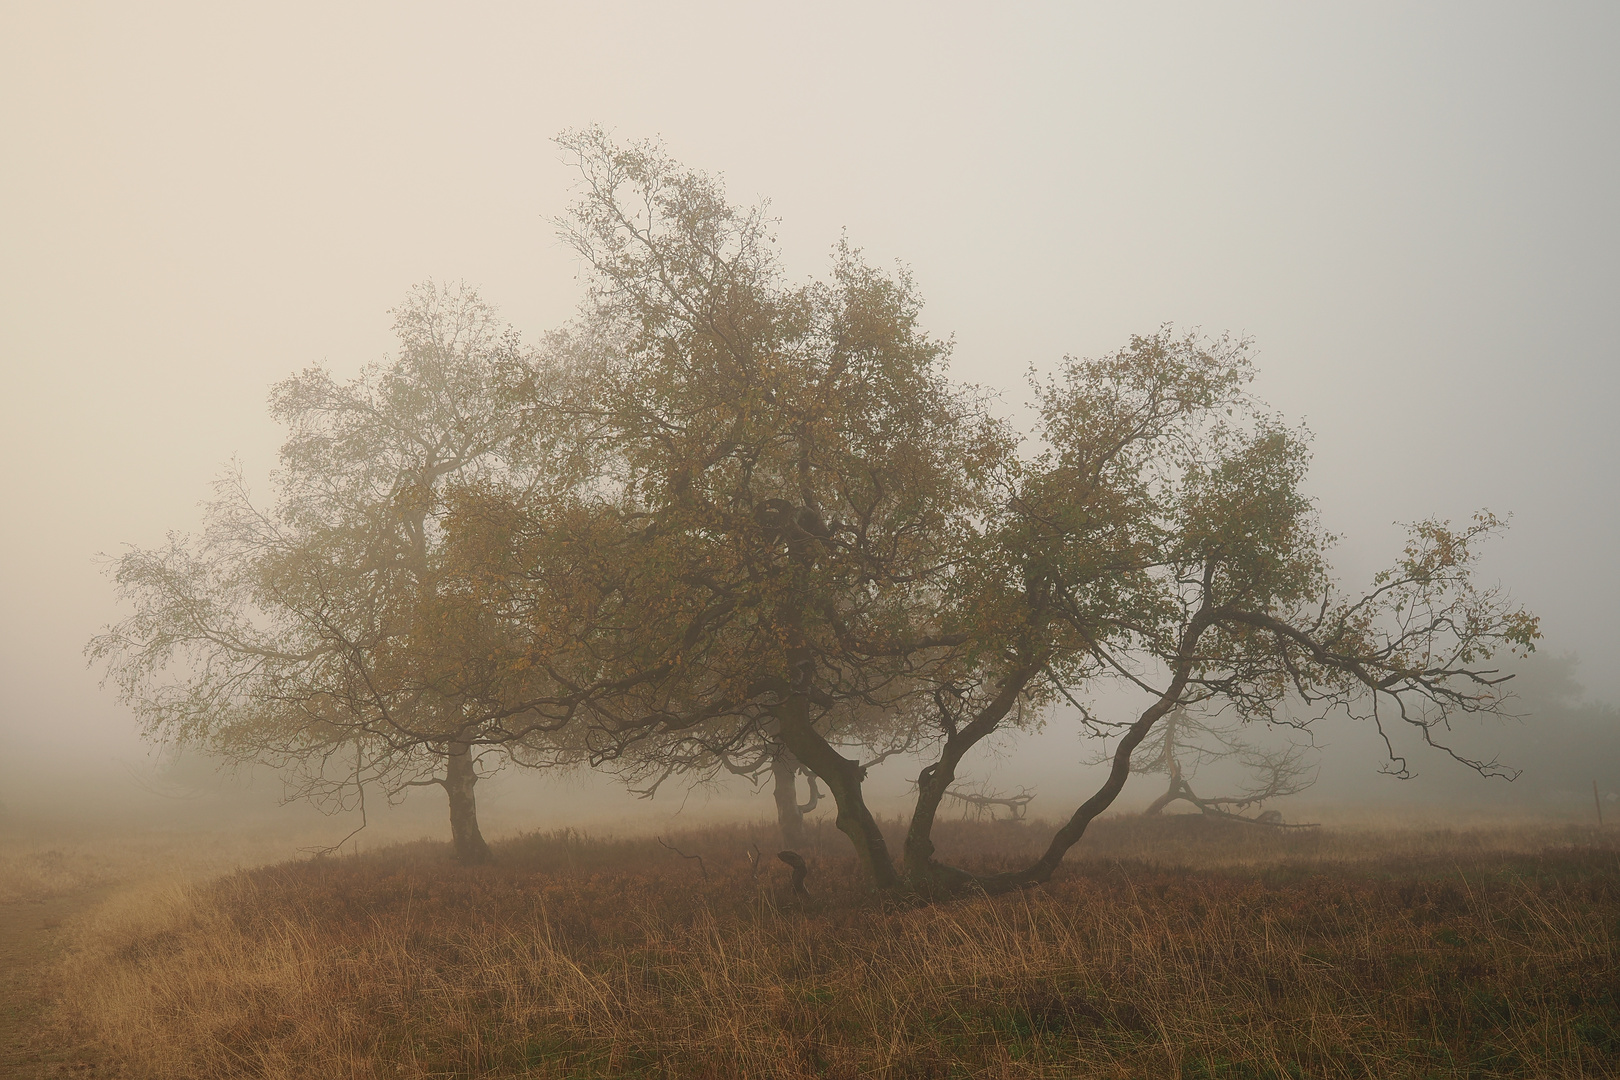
[14, 815, 1620, 1078]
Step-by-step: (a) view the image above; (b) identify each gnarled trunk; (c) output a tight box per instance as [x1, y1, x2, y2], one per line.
[1144, 761, 1189, 816]
[774, 694, 900, 891]
[900, 667, 1040, 896]
[1143, 784, 1182, 816]
[971, 614, 1213, 895]
[445, 741, 492, 864]
[906, 612, 1212, 898]
[771, 749, 806, 850]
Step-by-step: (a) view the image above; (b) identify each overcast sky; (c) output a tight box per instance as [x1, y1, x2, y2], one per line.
[2, 3, 1616, 805]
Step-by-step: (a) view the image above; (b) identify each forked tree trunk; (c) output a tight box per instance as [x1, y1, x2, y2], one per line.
[1144, 762, 1189, 816]
[771, 750, 807, 850]
[901, 669, 1036, 896]
[818, 609, 1213, 898]
[969, 615, 1211, 895]
[1143, 784, 1181, 816]
[444, 741, 493, 864]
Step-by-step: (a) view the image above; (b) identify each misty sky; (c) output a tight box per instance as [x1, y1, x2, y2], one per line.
[2, 3, 1616, 804]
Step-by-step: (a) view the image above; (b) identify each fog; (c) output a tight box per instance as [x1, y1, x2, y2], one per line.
[2, 3, 1616, 841]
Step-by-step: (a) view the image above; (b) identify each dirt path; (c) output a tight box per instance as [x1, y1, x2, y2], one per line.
[0, 886, 113, 1077]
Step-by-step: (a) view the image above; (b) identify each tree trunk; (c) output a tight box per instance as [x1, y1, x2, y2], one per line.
[775, 694, 900, 891]
[771, 749, 806, 850]
[972, 612, 1213, 895]
[970, 689, 1183, 893]
[1144, 762, 1187, 816]
[901, 668, 1037, 895]
[445, 741, 493, 864]
[1143, 784, 1180, 816]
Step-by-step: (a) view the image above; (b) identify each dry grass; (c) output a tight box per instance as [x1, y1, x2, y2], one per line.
[0, 844, 122, 906]
[0, 819, 350, 905]
[53, 817, 1620, 1078]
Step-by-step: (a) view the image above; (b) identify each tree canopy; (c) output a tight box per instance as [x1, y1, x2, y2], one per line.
[90, 283, 578, 861]
[93, 132, 1540, 889]
[444, 130, 1539, 893]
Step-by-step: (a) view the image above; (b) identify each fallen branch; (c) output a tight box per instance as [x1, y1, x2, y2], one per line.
[944, 782, 1036, 822]
[1193, 804, 1319, 829]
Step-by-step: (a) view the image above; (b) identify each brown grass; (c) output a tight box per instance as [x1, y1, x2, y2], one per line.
[53, 817, 1620, 1078]
[0, 818, 354, 905]
[0, 845, 120, 906]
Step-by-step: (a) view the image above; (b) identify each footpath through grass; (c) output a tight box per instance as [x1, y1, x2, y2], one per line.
[0, 817, 367, 1077]
[48, 816, 1620, 1078]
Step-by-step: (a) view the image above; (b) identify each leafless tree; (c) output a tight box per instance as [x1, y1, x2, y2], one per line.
[1129, 708, 1317, 825]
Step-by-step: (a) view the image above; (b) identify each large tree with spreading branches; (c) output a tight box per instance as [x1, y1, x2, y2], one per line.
[96, 132, 1539, 891]
[466, 130, 1538, 895]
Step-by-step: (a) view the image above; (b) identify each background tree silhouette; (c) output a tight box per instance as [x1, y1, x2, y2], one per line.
[1129, 708, 1318, 823]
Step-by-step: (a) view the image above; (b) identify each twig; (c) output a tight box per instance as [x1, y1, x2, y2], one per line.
[658, 836, 708, 880]
[746, 842, 762, 878]
[299, 760, 370, 857]
[300, 803, 370, 857]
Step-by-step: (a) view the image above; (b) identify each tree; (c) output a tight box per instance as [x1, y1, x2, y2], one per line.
[1131, 708, 1317, 822]
[451, 132, 1543, 894]
[89, 283, 577, 862]
[447, 128, 1010, 888]
[887, 352, 1539, 895]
